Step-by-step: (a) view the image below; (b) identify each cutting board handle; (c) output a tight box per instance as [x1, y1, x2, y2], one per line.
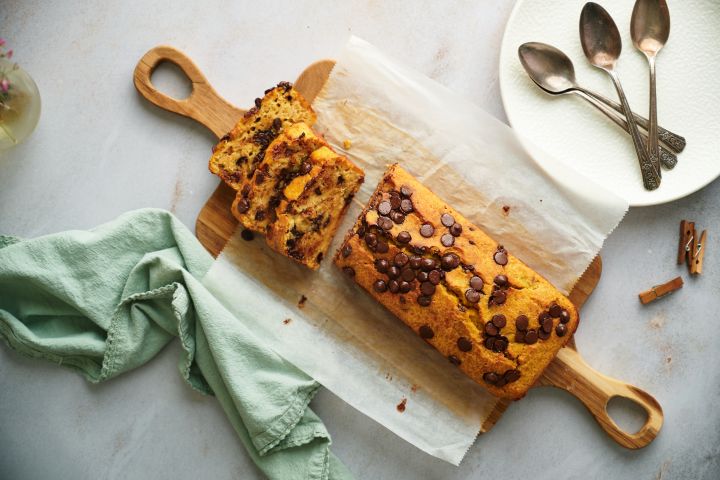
[540, 347, 663, 449]
[133, 45, 244, 139]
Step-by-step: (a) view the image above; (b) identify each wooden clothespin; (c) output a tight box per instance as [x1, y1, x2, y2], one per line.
[690, 229, 707, 275]
[678, 220, 707, 275]
[638, 276, 684, 305]
[677, 220, 694, 265]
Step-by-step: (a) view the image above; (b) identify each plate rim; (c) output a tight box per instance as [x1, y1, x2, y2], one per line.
[498, 0, 718, 207]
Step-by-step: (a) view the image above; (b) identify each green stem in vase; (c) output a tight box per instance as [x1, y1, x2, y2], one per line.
[0, 120, 17, 144]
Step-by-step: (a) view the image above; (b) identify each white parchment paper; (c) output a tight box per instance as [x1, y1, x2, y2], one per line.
[203, 36, 628, 465]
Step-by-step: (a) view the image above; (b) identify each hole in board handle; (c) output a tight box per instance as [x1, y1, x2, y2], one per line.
[607, 396, 648, 435]
[150, 61, 193, 101]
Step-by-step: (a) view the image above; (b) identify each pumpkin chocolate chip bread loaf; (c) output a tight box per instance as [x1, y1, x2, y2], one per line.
[334, 164, 579, 399]
[209, 81, 316, 190]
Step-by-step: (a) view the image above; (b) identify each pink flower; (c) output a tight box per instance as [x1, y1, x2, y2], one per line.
[6, 49, 12, 59]
[0, 38, 5, 47]
[1, 79, 9, 93]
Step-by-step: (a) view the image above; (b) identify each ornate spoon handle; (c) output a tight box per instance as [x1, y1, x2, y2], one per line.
[575, 91, 676, 169]
[581, 87, 686, 153]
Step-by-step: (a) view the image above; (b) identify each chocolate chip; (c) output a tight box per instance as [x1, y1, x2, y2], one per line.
[300, 161, 312, 174]
[390, 211, 405, 224]
[549, 303, 563, 318]
[357, 224, 366, 237]
[495, 377, 507, 387]
[374, 258, 389, 273]
[560, 310, 571, 324]
[457, 337, 472, 352]
[449, 223, 462, 237]
[525, 330, 538, 344]
[374, 280, 388, 293]
[401, 268, 416, 282]
[254, 171, 265, 184]
[272, 118, 282, 130]
[394, 253, 409, 267]
[417, 295, 432, 306]
[493, 338, 508, 352]
[365, 232, 378, 247]
[376, 242, 389, 254]
[400, 198, 414, 213]
[538, 329, 550, 340]
[494, 274, 508, 287]
[538, 312, 551, 324]
[399, 281, 413, 293]
[420, 258, 436, 271]
[378, 201, 392, 216]
[515, 315, 529, 331]
[440, 253, 460, 271]
[396, 231, 412, 243]
[419, 325, 434, 339]
[237, 198, 250, 213]
[409, 256, 423, 269]
[377, 216, 393, 230]
[491, 289, 507, 305]
[492, 314, 507, 328]
[389, 193, 402, 209]
[254, 97, 262, 108]
[493, 248, 508, 266]
[400, 185, 413, 198]
[420, 282, 436, 296]
[465, 289, 481, 303]
[484, 322, 499, 336]
[556, 324, 567, 337]
[484, 337, 495, 350]
[541, 317, 554, 334]
[504, 369, 521, 383]
[448, 355, 461, 365]
[428, 270, 441, 285]
[483, 372, 499, 384]
[416, 271, 429, 282]
[441, 213, 455, 227]
[470, 276, 484, 291]
[420, 223, 434, 238]
[343, 267, 355, 277]
[387, 266, 401, 279]
[388, 280, 400, 293]
[240, 229, 254, 241]
[515, 331, 526, 343]
[440, 233, 455, 247]
[341, 244, 352, 258]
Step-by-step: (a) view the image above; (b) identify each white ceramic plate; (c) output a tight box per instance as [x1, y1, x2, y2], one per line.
[499, 0, 720, 206]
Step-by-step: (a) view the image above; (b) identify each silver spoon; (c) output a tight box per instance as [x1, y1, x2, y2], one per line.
[518, 42, 678, 168]
[517, 42, 684, 156]
[580, 2, 660, 190]
[631, 0, 671, 177]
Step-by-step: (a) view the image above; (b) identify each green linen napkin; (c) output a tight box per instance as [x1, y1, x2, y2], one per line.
[0, 208, 353, 480]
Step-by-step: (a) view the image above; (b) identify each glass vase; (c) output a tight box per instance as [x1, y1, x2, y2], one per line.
[0, 58, 41, 150]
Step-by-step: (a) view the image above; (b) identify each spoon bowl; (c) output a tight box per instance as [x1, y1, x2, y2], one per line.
[580, 2, 622, 71]
[518, 42, 578, 94]
[631, 0, 670, 56]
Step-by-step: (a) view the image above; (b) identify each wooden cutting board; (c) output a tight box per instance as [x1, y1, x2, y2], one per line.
[133, 45, 662, 449]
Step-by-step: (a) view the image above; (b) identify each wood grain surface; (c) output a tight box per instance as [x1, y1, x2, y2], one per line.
[133, 46, 662, 449]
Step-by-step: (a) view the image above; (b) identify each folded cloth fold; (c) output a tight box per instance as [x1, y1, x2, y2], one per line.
[0, 208, 352, 480]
